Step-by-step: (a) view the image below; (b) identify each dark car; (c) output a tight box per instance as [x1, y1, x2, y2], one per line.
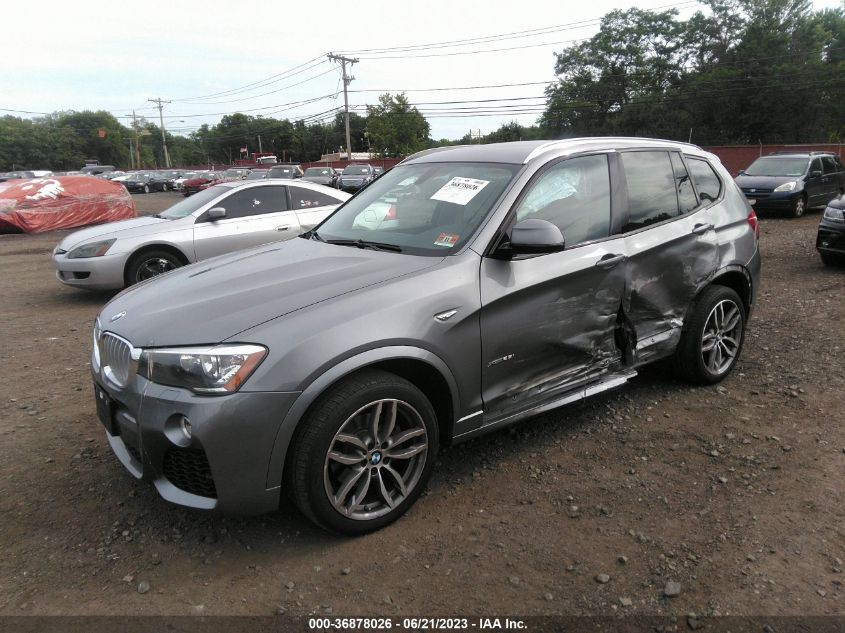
[182, 172, 223, 196]
[91, 138, 760, 534]
[302, 166, 338, 187]
[735, 152, 845, 217]
[816, 194, 845, 266]
[0, 171, 36, 182]
[149, 170, 183, 191]
[267, 165, 304, 179]
[337, 163, 375, 192]
[80, 164, 116, 177]
[245, 170, 269, 180]
[122, 173, 157, 194]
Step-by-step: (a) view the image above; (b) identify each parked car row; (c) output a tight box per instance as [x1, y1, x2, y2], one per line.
[734, 150, 845, 266]
[53, 138, 767, 535]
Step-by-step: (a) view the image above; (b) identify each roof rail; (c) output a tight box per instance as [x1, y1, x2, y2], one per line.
[767, 150, 833, 156]
[523, 136, 704, 164]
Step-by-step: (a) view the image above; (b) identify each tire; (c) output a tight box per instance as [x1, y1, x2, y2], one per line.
[672, 285, 746, 385]
[143, 184, 150, 194]
[791, 194, 806, 218]
[162, 183, 168, 192]
[820, 251, 843, 267]
[125, 249, 183, 286]
[288, 369, 439, 535]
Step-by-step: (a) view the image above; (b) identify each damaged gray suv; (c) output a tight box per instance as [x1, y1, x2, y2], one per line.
[92, 138, 761, 534]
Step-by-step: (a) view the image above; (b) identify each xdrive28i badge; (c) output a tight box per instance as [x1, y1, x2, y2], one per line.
[110, 311, 126, 322]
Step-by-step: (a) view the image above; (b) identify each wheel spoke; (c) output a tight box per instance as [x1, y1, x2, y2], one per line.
[721, 335, 739, 350]
[334, 467, 367, 511]
[349, 471, 372, 509]
[382, 464, 408, 497]
[335, 433, 367, 451]
[719, 341, 736, 360]
[723, 306, 740, 332]
[702, 332, 718, 352]
[390, 427, 425, 447]
[369, 401, 383, 445]
[386, 443, 426, 460]
[328, 450, 366, 466]
[380, 401, 397, 444]
[376, 470, 396, 508]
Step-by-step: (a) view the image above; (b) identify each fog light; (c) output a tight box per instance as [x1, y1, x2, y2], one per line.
[180, 416, 192, 440]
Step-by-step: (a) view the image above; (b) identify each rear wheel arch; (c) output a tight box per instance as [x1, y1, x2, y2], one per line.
[709, 267, 752, 315]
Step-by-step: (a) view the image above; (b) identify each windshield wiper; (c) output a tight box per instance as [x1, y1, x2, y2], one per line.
[326, 238, 402, 252]
[306, 229, 325, 242]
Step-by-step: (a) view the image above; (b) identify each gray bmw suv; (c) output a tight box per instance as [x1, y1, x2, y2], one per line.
[92, 138, 761, 534]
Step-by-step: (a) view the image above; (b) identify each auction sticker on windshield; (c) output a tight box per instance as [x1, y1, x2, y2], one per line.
[430, 177, 489, 205]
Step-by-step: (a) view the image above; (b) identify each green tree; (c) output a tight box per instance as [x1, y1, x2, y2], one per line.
[366, 93, 430, 157]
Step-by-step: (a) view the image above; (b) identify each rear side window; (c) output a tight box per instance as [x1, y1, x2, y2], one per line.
[670, 153, 698, 214]
[216, 186, 287, 219]
[821, 156, 838, 174]
[620, 151, 678, 231]
[514, 154, 611, 247]
[289, 186, 342, 209]
[687, 158, 722, 204]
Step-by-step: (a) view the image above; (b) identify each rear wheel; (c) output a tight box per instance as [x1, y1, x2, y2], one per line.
[125, 249, 183, 286]
[162, 182, 169, 192]
[791, 194, 807, 218]
[673, 285, 746, 385]
[143, 184, 150, 194]
[288, 370, 438, 535]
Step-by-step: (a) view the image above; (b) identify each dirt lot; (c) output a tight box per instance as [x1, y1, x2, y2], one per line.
[1, 191, 844, 618]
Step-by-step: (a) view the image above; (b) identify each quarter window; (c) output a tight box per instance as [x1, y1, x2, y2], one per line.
[821, 156, 838, 174]
[214, 186, 287, 220]
[514, 154, 611, 247]
[289, 186, 342, 209]
[671, 153, 698, 214]
[686, 158, 722, 204]
[621, 151, 679, 231]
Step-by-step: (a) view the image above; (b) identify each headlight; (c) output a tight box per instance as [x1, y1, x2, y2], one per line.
[774, 181, 797, 192]
[823, 206, 845, 222]
[138, 344, 267, 394]
[67, 239, 116, 259]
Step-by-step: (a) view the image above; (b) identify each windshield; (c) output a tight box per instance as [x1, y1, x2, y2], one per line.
[305, 168, 331, 176]
[159, 185, 226, 219]
[223, 169, 243, 178]
[343, 165, 371, 175]
[268, 167, 295, 178]
[744, 157, 809, 177]
[246, 171, 267, 180]
[312, 162, 520, 256]
[129, 174, 148, 181]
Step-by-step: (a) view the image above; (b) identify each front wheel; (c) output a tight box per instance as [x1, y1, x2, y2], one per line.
[673, 286, 746, 385]
[288, 370, 439, 535]
[162, 183, 168, 192]
[143, 184, 150, 194]
[125, 250, 183, 286]
[791, 194, 807, 218]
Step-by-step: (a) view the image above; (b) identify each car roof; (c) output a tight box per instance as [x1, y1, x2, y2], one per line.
[213, 179, 347, 192]
[402, 137, 709, 166]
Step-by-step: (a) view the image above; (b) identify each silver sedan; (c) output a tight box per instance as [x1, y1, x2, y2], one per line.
[52, 179, 350, 290]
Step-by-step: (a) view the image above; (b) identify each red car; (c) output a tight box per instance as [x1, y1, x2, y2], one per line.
[181, 171, 223, 196]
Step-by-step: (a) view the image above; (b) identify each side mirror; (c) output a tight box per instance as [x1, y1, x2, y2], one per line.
[207, 207, 226, 220]
[809, 170, 822, 179]
[507, 218, 565, 255]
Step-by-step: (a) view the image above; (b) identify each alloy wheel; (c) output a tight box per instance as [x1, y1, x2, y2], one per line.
[323, 399, 428, 521]
[700, 299, 743, 375]
[136, 257, 177, 281]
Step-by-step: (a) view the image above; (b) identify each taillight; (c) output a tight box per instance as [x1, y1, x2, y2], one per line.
[747, 210, 760, 240]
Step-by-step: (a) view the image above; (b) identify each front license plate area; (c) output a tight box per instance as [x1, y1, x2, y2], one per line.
[94, 384, 118, 435]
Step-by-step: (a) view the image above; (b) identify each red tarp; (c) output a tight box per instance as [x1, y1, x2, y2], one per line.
[0, 176, 136, 234]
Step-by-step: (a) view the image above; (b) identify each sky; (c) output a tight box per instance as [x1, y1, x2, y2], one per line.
[1, 0, 842, 142]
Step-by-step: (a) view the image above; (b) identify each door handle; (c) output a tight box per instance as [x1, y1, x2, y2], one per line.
[275, 225, 290, 231]
[692, 222, 714, 235]
[595, 254, 626, 269]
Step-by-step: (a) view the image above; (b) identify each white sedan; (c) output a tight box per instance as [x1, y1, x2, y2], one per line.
[52, 179, 350, 290]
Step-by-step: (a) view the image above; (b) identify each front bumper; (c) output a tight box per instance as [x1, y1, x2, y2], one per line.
[817, 219, 845, 254]
[52, 251, 129, 290]
[94, 368, 299, 515]
[742, 190, 801, 211]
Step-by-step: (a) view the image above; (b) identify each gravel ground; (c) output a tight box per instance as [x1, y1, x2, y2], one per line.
[1, 192, 844, 617]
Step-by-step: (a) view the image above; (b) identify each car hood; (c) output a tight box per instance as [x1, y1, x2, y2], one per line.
[57, 216, 171, 251]
[303, 176, 332, 185]
[99, 237, 442, 347]
[735, 174, 801, 189]
[826, 194, 845, 210]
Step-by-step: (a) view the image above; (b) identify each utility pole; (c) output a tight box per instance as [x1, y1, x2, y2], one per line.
[327, 53, 359, 161]
[126, 111, 141, 168]
[148, 98, 172, 168]
[257, 135, 263, 153]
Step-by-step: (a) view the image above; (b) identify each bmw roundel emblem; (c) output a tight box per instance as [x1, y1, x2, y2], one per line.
[110, 311, 126, 322]
[371, 452, 382, 465]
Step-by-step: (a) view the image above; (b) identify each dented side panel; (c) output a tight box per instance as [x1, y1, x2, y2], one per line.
[478, 238, 627, 424]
